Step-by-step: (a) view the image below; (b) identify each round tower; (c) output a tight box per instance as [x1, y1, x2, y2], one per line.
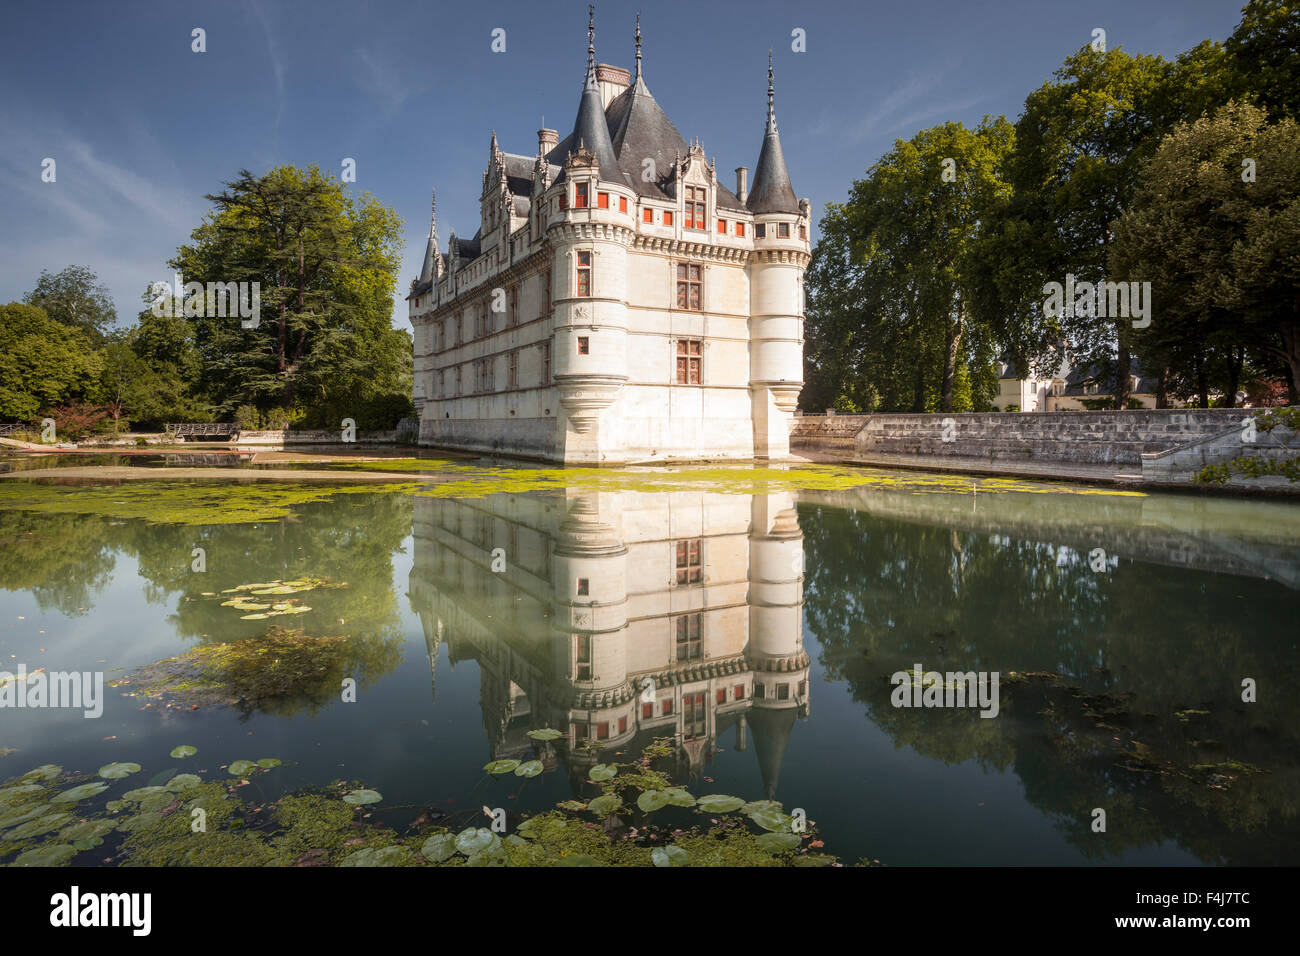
[746, 52, 809, 459]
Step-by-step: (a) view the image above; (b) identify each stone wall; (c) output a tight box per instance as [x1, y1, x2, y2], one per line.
[792, 410, 1250, 467]
[233, 429, 400, 446]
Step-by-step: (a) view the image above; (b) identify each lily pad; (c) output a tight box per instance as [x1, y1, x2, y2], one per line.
[741, 799, 783, 814]
[652, 845, 690, 867]
[59, 818, 115, 851]
[755, 832, 802, 852]
[558, 800, 588, 811]
[98, 762, 142, 780]
[420, 833, 458, 862]
[116, 811, 163, 833]
[256, 758, 281, 769]
[748, 808, 793, 832]
[145, 768, 177, 788]
[514, 760, 543, 778]
[14, 844, 77, 866]
[663, 787, 696, 807]
[483, 759, 520, 775]
[19, 765, 61, 782]
[588, 793, 621, 815]
[122, 786, 166, 802]
[0, 806, 48, 829]
[9, 812, 72, 839]
[341, 845, 410, 867]
[165, 774, 202, 792]
[588, 764, 617, 782]
[526, 728, 564, 741]
[637, 790, 671, 812]
[227, 760, 257, 776]
[454, 827, 498, 855]
[342, 789, 382, 806]
[169, 745, 197, 759]
[696, 794, 745, 813]
[51, 782, 109, 803]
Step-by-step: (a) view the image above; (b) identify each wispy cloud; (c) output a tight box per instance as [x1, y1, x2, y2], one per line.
[357, 47, 417, 114]
[247, 0, 286, 135]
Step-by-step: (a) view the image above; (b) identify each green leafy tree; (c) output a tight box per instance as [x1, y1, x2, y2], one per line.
[23, 265, 117, 344]
[1225, 0, 1300, 120]
[169, 165, 406, 420]
[1112, 102, 1300, 401]
[806, 118, 1013, 412]
[0, 303, 102, 421]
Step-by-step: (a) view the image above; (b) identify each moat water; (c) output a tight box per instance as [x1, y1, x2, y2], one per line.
[1, 462, 1297, 865]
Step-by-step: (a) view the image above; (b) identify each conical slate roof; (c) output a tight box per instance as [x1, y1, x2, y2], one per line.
[747, 53, 799, 215]
[555, 9, 624, 185]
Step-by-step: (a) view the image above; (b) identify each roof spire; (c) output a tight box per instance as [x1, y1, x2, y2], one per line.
[634, 12, 642, 82]
[586, 4, 595, 84]
[767, 47, 776, 134]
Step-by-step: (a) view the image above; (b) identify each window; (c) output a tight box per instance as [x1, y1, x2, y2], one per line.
[754, 682, 765, 699]
[736, 222, 746, 237]
[597, 723, 609, 740]
[438, 370, 445, 398]
[755, 223, 766, 238]
[540, 341, 551, 384]
[717, 688, 726, 704]
[455, 313, 463, 345]
[676, 263, 701, 311]
[662, 698, 673, 716]
[618, 715, 627, 734]
[508, 285, 518, 327]
[674, 613, 701, 661]
[558, 195, 567, 211]
[683, 692, 705, 737]
[455, 365, 462, 395]
[663, 210, 673, 226]
[734, 683, 745, 700]
[676, 339, 702, 384]
[577, 577, 589, 596]
[576, 634, 591, 681]
[684, 185, 707, 229]
[543, 270, 552, 314]
[799, 225, 807, 240]
[798, 679, 807, 696]
[717, 219, 726, 234]
[577, 336, 589, 355]
[435, 321, 444, 351]
[643, 208, 653, 223]
[778, 683, 790, 700]
[675, 538, 701, 585]
[577, 251, 591, 297]
[619, 196, 628, 213]
[507, 350, 518, 388]
[642, 702, 653, 719]
[778, 222, 791, 238]
[575, 183, 588, 208]
[597, 191, 609, 209]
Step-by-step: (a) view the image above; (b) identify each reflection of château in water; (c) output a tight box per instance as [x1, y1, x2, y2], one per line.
[408, 491, 808, 797]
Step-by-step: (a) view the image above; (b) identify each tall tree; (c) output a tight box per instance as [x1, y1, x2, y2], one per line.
[169, 165, 405, 419]
[23, 265, 117, 344]
[806, 118, 1013, 412]
[1225, 0, 1300, 120]
[1111, 101, 1300, 403]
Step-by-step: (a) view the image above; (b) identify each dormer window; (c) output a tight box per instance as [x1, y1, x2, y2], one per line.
[684, 185, 707, 229]
[575, 183, 589, 208]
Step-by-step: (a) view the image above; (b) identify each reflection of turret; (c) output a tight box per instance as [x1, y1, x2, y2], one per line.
[745, 493, 809, 798]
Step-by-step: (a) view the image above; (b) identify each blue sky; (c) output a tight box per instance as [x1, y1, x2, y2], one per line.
[0, 0, 1244, 334]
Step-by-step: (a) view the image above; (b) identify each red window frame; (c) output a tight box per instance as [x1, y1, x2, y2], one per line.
[643, 208, 653, 223]
[663, 210, 673, 226]
[574, 183, 589, 208]
[716, 219, 726, 234]
[676, 263, 701, 311]
[736, 222, 746, 237]
[597, 191, 609, 209]
[684, 185, 706, 230]
[577, 336, 589, 355]
[619, 196, 628, 213]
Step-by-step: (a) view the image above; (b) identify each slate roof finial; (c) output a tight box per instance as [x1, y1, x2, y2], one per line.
[767, 47, 776, 134]
[634, 12, 642, 82]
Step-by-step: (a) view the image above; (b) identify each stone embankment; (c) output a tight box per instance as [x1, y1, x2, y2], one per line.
[790, 409, 1297, 493]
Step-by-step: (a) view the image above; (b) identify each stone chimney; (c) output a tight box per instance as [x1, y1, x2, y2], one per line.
[735, 167, 748, 204]
[594, 63, 630, 109]
[538, 128, 558, 156]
